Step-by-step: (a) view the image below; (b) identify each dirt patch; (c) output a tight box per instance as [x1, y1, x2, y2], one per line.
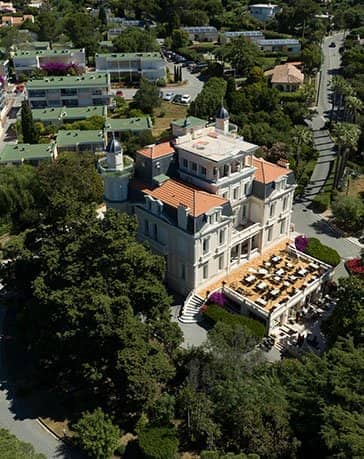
[340, 174, 364, 199]
[40, 417, 72, 438]
[153, 101, 187, 137]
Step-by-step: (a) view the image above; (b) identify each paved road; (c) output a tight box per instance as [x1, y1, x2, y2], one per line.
[112, 62, 204, 101]
[0, 304, 80, 458]
[303, 33, 345, 202]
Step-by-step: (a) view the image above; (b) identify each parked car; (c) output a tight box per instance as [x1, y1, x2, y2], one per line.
[116, 90, 123, 97]
[163, 91, 175, 101]
[181, 94, 191, 104]
[190, 63, 208, 73]
[182, 60, 195, 68]
[172, 94, 183, 104]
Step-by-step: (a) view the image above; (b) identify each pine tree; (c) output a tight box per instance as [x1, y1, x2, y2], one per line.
[21, 100, 39, 144]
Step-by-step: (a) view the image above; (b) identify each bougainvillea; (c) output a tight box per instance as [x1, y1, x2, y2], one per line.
[345, 258, 364, 276]
[295, 234, 309, 252]
[208, 290, 226, 306]
[40, 62, 84, 76]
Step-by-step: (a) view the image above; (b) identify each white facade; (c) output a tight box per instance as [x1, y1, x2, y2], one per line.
[12, 49, 86, 78]
[95, 53, 166, 82]
[101, 109, 296, 296]
[249, 3, 281, 21]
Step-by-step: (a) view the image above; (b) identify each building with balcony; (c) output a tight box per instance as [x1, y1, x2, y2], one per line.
[28, 105, 107, 126]
[0, 142, 57, 165]
[95, 53, 165, 82]
[182, 26, 218, 42]
[104, 116, 152, 141]
[220, 30, 264, 44]
[249, 3, 281, 21]
[100, 105, 298, 299]
[26, 73, 111, 108]
[257, 38, 301, 55]
[12, 48, 86, 78]
[56, 129, 104, 153]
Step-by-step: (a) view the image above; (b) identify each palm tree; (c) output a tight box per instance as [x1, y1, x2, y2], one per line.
[344, 95, 363, 123]
[330, 77, 353, 122]
[332, 122, 361, 189]
[291, 125, 313, 166]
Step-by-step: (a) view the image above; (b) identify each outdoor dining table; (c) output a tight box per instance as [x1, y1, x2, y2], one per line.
[275, 268, 285, 276]
[270, 289, 280, 297]
[283, 281, 291, 287]
[272, 275, 281, 283]
[264, 261, 271, 267]
[257, 281, 267, 290]
[297, 268, 308, 276]
[286, 262, 294, 269]
[289, 275, 297, 282]
[258, 268, 268, 276]
[309, 262, 319, 270]
[245, 274, 256, 283]
[256, 298, 267, 306]
[271, 256, 281, 263]
[248, 267, 257, 273]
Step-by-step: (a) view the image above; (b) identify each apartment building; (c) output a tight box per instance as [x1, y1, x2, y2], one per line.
[220, 30, 264, 44]
[105, 116, 152, 141]
[26, 73, 111, 108]
[56, 129, 104, 153]
[28, 105, 107, 126]
[249, 3, 281, 21]
[12, 48, 86, 78]
[257, 38, 301, 54]
[0, 142, 57, 165]
[95, 52, 165, 82]
[182, 26, 218, 42]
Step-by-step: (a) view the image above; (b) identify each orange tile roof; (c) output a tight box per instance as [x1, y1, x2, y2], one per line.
[134, 179, 228, 217]
[270, 63, 304, 85]
[138, 141, 174, 159]
[253, 157, 291, 184]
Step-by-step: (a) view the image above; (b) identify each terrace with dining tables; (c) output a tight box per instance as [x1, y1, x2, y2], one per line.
[199, 240, 333, 335]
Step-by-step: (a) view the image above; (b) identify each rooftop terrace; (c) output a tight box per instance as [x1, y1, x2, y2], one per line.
[199, 240, 331, 313]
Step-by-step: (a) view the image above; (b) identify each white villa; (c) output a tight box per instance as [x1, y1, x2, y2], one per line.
[99, 107, 332, 334]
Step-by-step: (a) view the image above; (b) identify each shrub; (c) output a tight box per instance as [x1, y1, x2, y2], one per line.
[138, 427, 178, 459]
[345, 258, 364, 277]
[203, 304, 265, 338]
[295, 235, 309, 252]
[304, 237, 341, 266]
[311, 193, 331, 212]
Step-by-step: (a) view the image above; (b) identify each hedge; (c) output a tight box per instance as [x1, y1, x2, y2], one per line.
[304, 237, 341, 266]
[311, 193, 331, 212]
[200, 452, 260, 459]
[203, 304, 265, 338]
[138, 427, 178, 459]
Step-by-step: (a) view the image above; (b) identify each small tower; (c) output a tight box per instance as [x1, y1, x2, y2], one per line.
[215, 102, 229, 135]
[106, 136, 123, 170]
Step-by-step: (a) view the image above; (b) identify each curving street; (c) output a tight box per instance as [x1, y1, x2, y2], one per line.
[0, 304, 81, 458]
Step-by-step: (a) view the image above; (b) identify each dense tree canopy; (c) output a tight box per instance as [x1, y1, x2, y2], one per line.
[0, 428, 45, 459]
[112, 28, 159, 53]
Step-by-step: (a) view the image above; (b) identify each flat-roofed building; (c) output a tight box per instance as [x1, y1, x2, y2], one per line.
[182, 26, 218, 42]
[104, 116, 152, 141]
[220, 30, 264, 44]
[0, 142, 57, 165]
[56, 129, 104, 153]
[12, 48, 86, 78]
[249, 3, 281, 21]
[171, 116, 207, 137]
[26, 105, 107, 126]
[95, 52, 165, 82]
[26, 73, 111, 108]
[257, 38, 301, 54]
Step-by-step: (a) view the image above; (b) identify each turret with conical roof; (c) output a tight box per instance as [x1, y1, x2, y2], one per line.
[215, 101, 230, 134]
[106, 136, 123, 170]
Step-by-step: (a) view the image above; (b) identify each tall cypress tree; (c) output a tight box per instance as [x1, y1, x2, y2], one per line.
[21, 100, 39, 144]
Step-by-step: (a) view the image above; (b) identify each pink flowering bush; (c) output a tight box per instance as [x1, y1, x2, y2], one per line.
[345, 258, 364, 277]
[208, 291, 226, 306]
[295, 235, 309, 252]
[40, 62, 84, 76]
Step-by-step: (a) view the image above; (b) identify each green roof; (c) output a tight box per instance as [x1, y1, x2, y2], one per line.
[13, 48, 84, 58]
[29, 106, 107, 122]
[172, 116, 207, 128]
[96, 52, 162, 61]
[99, 40, 113, 48]
[0, 143, 55, 163]
[105, 116, 152, 132]
[56, 130, 104, 147]
[17, 41, 50, 50]
[27, 73, 109, 89]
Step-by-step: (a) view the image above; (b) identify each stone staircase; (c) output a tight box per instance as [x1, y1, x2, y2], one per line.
[179, 293, 204, 324]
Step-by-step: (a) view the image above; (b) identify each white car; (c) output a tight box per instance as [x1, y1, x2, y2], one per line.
[181, 94, 191, 104]
[163, 92, 175, 101]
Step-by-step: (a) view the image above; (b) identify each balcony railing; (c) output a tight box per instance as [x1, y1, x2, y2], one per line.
[231, 221, 261, 244]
